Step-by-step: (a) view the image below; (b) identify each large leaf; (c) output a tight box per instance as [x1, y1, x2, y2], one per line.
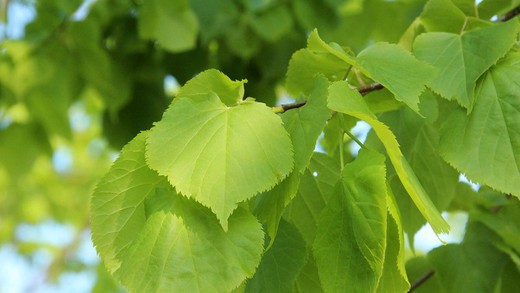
[245, 220, 308, 293]
[138, 0, 199, 52]
[282, 75, 331, 173]
[91, 132, 264, 292]
[328, 81, 449, 234]
[146, 93, 294, 228]
[313, 149, 387, 293]
[413, 20, 520, 109]
[439, 51, 520, 198]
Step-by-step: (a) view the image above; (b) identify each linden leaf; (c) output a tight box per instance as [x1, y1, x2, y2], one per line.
[146, 93, 294, 229]
[91, 132, 264, 292]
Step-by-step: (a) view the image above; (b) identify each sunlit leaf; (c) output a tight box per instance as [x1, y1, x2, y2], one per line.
[146, 93, 294, 228]
[413, 20, 520, 109]
[439, 51, 520, 198]
[328, 81, 449, 234]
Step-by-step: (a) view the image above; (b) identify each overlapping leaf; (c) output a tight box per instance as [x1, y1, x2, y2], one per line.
[439, 51, 520, 198]
[282, 75, 331, 173]
[91, 132, 265, 292]
[245, 220, 307, 293]
[290, 30, 435, 113]
[177, 69, 247, 106]
[313, 149, 387, 293]
[146, 93, 293, 229]
[328, 81, 450, 234]
[413, 20, 520, 109]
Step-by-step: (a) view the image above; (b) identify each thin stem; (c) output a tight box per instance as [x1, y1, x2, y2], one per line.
[339, 132, 345, 170]
[274, 82, 385, 113]
[345, 130, 367, 150]
[343, 65, 353, 81]
[358, 82, 384, 96]
[408, 270, 435, 292]
[500, 5, 520, 22]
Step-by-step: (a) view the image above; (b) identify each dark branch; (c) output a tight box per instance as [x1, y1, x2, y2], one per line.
[358, 82, 384, 96]
[280, 101, 307, 112]
[277, 82, 385, 112]
[408, 270, 435, 292]
[500, 5, 520, 22]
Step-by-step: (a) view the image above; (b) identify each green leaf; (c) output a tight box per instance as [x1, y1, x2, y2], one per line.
[356, 42, 436, 113]
[405, 257, 443, 293]
[313, 149, 387, 293]
[286, 49, 347, 97]
[138, 0, 199, 52]
[282, 75, 331, 173]
[284, 152, 341, 244]
[250, 5, 293, 42]
[376, 211, 410, 293]
[246, 220, 308, 293]
[413, 20, 520, 109]
[146, 93, 294, 229]
[252, 172, 300, 244]
[473, 200, 520, 253]
[439, 51, 520, 198]
[427, 222, 508, 293]
[328, 81, 450, 234]
[370, 92, 459, 239]
[293, 254, 324, 293]
[420, 0, 467, 33]
[177, 69, 247, 106]
[91, 132, 264, 292]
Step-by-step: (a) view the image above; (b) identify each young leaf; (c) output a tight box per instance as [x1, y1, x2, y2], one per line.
[328, 81, 450, 234]
[91, 132, 264, 293]
[439, 51, 520, 198]
[245, 220, 308, 293]
[177, 69, 247, 106]
[413, 20, 520, 109]
[282, 75, 331, 173]
[313, 149, 387, 293]
[146, 93, 294, 229]
[138, 0, 198, 52]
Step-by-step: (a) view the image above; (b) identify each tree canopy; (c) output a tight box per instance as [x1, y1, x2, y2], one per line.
[1, 0, 520, 292]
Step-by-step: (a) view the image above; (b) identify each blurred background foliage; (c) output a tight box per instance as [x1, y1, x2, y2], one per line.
[0, 0, 517, 291]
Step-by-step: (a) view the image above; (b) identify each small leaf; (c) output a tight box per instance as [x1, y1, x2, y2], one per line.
[146, 93, 294, 228]
[413, 20, 520, 109]
[328, 81, 449, 234]
[420, 0, 467, 33]
[138, 0, 198, 52]
[356, 42, 436, 113]
[177, 69, 247, 106]
[439, 51, 520, 198]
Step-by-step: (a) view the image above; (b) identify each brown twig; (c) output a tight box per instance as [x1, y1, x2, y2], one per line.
[500, 5, 520, 22]
[276, 82, 384, 113]
[408, 270, 435, 292]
